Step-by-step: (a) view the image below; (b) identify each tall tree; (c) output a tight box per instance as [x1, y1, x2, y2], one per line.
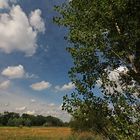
[54, 0, 140, 139]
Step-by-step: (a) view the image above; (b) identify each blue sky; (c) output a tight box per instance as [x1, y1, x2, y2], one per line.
[0, 0, 73, 121]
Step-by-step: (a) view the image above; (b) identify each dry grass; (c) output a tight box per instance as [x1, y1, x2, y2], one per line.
[0, 127, 71, 140]
[0, 127, 103, 140]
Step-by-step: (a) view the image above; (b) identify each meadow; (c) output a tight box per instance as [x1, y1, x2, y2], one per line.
[0, 127, 103, 140]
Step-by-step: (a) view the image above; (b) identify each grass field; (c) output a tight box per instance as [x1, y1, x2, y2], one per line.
[0, 127, 103, 140]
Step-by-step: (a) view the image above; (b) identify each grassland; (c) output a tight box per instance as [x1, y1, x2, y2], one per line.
[0, 127, 103, 140]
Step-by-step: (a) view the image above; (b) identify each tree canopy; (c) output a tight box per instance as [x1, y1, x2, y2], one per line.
[54, 0, 140, 139]
[0, 112, 65, 127]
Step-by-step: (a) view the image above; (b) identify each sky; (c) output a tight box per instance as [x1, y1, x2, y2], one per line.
[0, 0, 73, 122]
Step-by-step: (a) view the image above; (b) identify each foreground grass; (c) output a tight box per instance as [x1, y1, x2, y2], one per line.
[0, 127, 103, 140]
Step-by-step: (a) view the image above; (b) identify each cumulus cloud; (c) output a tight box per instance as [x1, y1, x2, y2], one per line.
[108, 66, 128, 81]
[16, 106, 26, 111]
[96, 66, 129, 94]
[97, 66, 128, 85]
[0, 5, 45, 56]
[9, 0, 17, 3]
[0, 89, 71, 121]
[55, 82, 75, 92]
[2, 65, 25, 79]
[0, 0, 9, 9]
[25, 73, 38, 79]
[30, 81, 51, 91]
[49, 103, 55, 107]
[0, 0, 17, 9]
[0, 80, 11, 89]
[26, 110, 35, 115]
[30, 99, 36, 103]
[29, 9, 45, 33]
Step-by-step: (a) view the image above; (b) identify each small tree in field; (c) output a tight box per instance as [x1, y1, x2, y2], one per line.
[54, 0, 140, 139]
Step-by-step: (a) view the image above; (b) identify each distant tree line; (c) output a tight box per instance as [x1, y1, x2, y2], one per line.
[0, 112, 68, 127]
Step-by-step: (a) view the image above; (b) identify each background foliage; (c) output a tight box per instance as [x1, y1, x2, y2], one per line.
[0, 112, 65, 127]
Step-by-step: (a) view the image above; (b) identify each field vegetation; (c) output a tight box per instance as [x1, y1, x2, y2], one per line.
[0, 127, 103, 140]
[0, 112, 104, 140]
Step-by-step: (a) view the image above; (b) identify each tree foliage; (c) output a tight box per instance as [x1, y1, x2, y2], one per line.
[54, 0, 140, 139]
[0, 112, 64, 127]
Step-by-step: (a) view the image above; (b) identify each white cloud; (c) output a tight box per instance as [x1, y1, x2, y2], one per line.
[25, 73, 38, 79]
[97, 66, 128, 86]
[108, 66, 128, 81]
[55, 82, 75, 92]
[5, 103, 10, 107]
[2, 65, 25, 79]
[0, 80, 11, 89]
[16, 106, 26, 111]
[30, 99, 36, 103]
[29, 9, 45, 33]
[0, 0, 9, 9]
[116, 66, 128, 74]
[9, 0, 17, 3]
[0, 5, 45, 56]
[0, 0, 17, 9]
[2, 65, 38, 79]
[58, 104, 63, 110]
[96, 66, 129, 94]
[26, 110, 35, 115]
[48, 103, 55, 107]
[30, 81, 51, 91]
[0, 89, 71, 121]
